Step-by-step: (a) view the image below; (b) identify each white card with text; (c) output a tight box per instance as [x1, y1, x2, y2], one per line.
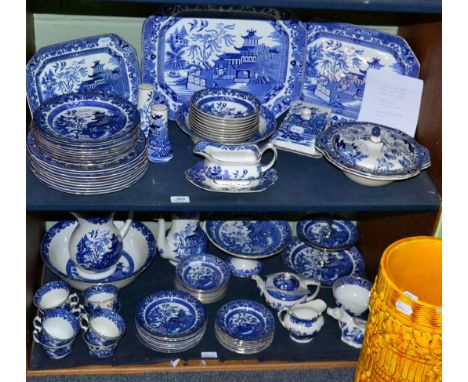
[358, 69, 423, 137]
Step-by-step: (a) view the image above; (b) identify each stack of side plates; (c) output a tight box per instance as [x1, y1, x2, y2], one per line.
[135, 290, 206, 353]
[175, 254, 230, 304]
[27, 93, 148, 195]
[215, 300, 275, 354]
[188, 88, 260, 144]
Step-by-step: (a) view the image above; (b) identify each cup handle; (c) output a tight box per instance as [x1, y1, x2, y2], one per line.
[71, 304, 84, 319]
[68, 292, 80, 307]
[304, 282, 321, 302]
[80, 311, 90, 331]
[259, 143, 278, 173]
[276, 307, 289, 327]
[32, 330, 41, 344]
[33, 316, 42, 332]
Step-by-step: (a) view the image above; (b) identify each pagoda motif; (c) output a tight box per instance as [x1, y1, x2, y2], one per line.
[79, 60, 123, 94]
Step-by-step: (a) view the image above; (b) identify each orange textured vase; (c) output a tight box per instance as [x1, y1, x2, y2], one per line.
[355, 236, 442, 382]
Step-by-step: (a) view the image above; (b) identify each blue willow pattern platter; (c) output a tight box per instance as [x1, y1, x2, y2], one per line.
[186, 160, 278, 193]
[302, 23, 419, 124]
[281, 238, 365, 286]
[40, 220, 156, 286]
[216, 300, 275, 341]
[135, 290, 206, 338]
[205, 220, 292, 259]
[33, 93, 140, 142]
[177, 103, 276, 144]
[142, 7, 306, 119]
[316, 122, 431, 180]
[26, 34, 140, 113]
[297, 219, 359, 250]
[176, 254, 230, 290]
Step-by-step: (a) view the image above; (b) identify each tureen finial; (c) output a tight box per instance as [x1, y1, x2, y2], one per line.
[370, 126, 382, 143]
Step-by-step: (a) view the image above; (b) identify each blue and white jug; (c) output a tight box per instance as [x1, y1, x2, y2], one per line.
[68, 212, 133, 278]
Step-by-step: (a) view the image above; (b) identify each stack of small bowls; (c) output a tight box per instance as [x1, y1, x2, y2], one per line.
[174, 254, 230, 304]
[215, 300, 275, 354]
[188, 88, 260, 144]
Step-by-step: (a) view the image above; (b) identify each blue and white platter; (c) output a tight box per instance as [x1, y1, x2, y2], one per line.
[216, 300, 275, 342]
[316, 122, 431, 184]
[302, 22, 419, 124]
[135, 290, 206, 338]
[297, 219, 359, 250]
[176, 254, 230, 291]
[205, 220, 292, 259]
[177, 103, 277, 145]
[142, 7, 306, 119]
[40, 221, 157, 290]
[185, 160, 278, 193]
[32, 93, 140, 143]
[281, 238, 365, 286]
[26, 34, 140, 113]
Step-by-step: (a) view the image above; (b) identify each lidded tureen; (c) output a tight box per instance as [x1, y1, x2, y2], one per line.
[316, 122, 431, 186]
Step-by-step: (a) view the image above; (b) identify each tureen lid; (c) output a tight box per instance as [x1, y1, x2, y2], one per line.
[316, 122, 431, 180]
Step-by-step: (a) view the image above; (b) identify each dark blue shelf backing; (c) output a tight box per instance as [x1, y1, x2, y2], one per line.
[100, 0, 442, 14]
[29, 247, 360, 371]
[26, 122, 441, 213]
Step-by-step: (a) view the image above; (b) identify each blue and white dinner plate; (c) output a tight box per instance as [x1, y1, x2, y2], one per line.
[26, 34, 140, 113]
[135, 290, 206, 338]
[216, 300, 274, 341]
[177, 103, 277, 144]
[297, 219, 359, 250]
[281, 238, 365, 286]
[176, 254, 230, 291]
[32, 93, 140, 143]
[302, 22, 419, 123]
[185, 160, 278, 193]
[142, 7, 306, 119]
[205, 220, 292, 259]
[40, 220, 157, 290]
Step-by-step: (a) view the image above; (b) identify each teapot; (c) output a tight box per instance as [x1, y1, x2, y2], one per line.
[251, 272, 320, 311]
[277, 299, 327, 343]
[327, 307, 367, 349]
[156, 214, 207, 266]
[193, 141, 277, 181]
[68, 212, 133, 279]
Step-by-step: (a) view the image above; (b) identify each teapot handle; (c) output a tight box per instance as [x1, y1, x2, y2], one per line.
[259, 143, 278, 173]
[276, 307, 289, 327]
[302, 279, 321, 301]
[118, 211, 134, 238]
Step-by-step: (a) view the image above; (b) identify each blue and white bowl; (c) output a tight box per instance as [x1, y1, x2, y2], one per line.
[332, 276, 372, 316]
[81, 308, 126, 349]
[33, 280, 79, 312]
[226, 257, 263, 278]
[82, 285, 121, 314]
[175, 254, 230, 304]
[215, 299, 275, 354]
[297, 219, 359, 251]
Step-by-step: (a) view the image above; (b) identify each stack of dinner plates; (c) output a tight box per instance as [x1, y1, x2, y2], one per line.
[215, 300, 275, 354]
[27, 93, 148, 195]
[135, 290, 206, 353]
[175, 254, 230, 304]
[188, 88, 260, 144]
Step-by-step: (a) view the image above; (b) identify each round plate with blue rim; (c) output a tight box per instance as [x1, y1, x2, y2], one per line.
[216, 299, 274, 341]
[297, 219, 359, 250]
[135, 290, 206, 338]
[40, 220, 156, 290]
[281, 238, 365, 286]
[176, 254, 230, 291]
[33, 93, 140, 143]
[205, 220, 292, 259]
[176, 103, 277, 144]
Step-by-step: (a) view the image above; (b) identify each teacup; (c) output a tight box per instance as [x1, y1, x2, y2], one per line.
[33, 330, 75, 359]
[33, 280, 79, 312]
[82, 285, 120, 314]
[332, 276, 372, 316]
[81, 309, 126, 358]
[33, 308, 80, 346]
[193, 141, 277, 181]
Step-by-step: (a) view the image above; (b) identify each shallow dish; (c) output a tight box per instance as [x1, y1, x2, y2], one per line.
[176, 254, 230, 291]
[40, 221, 156, 290]
[26, 33, 140, 113]
[297, 219, 359, 250]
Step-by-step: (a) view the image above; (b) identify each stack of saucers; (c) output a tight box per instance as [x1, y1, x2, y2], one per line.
[188, 88, 260, 144]
[135, 290, 206, 353]
[215, 300, 275, 354]
[27, 93, 148, 195]
[175, 254, 230, 304]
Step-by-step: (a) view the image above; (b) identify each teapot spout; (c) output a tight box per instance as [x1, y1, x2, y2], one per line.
[251, 275, 266, 295]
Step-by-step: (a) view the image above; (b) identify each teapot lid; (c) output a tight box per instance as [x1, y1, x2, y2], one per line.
[316, 122, 431, 180]
[265, 272, 309, 301]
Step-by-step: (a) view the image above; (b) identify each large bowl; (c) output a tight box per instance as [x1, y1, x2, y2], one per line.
[40, 220, 157, 290]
